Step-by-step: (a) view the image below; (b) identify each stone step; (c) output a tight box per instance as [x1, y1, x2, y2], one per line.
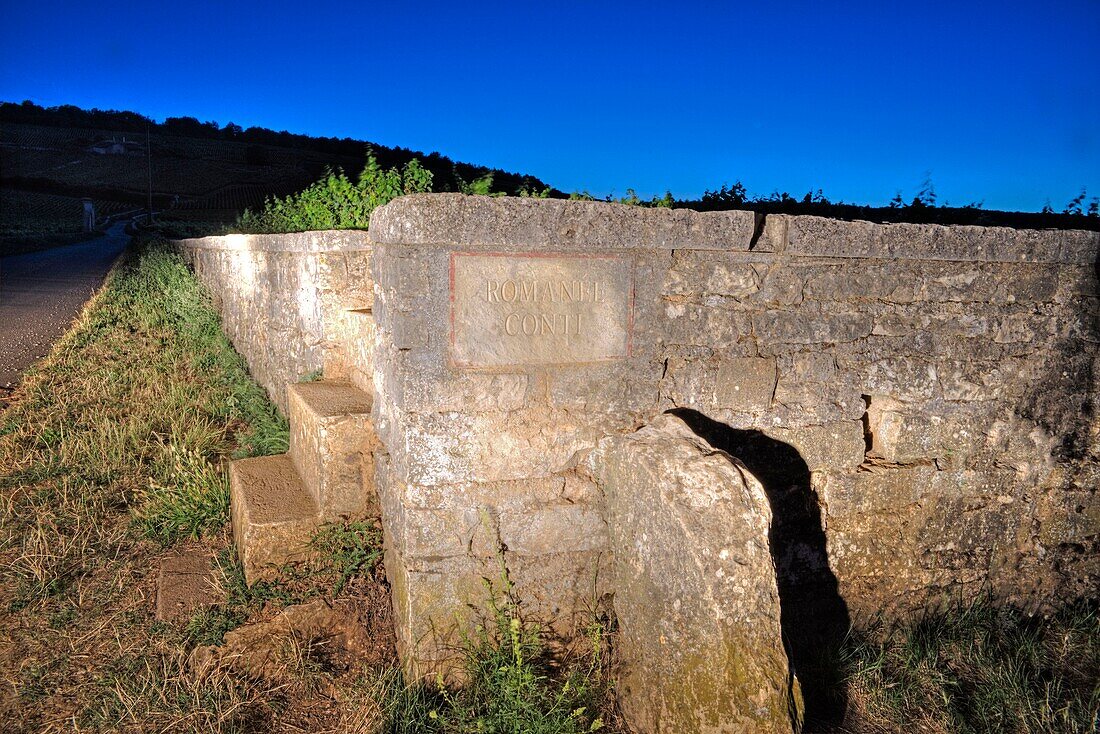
[323, 307, 375, 394]
[156, 547, 219, 621]
[230, 454, 320, 584]
[288, 380, 378, 520]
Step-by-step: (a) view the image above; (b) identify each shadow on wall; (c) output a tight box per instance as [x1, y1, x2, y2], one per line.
[1017, 252, 1099, 462]
[668, 408, 851, 730]
[1013, 249, 1100, 599]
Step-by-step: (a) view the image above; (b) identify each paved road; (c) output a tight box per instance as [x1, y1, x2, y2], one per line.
[0, 222, 131, 392]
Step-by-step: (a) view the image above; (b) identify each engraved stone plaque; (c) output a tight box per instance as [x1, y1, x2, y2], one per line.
[450, 253, 634, 367]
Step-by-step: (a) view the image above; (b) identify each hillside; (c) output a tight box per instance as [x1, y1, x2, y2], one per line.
[3, 101, 1096, 253]
[0, 101, 555, 250]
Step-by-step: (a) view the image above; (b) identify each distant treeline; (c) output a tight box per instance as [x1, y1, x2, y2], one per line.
[583, 179, 1099, 231]
[678, 181, 1100, 231]
[0, 100, 556, 197]
[4, 99, 1097, 231]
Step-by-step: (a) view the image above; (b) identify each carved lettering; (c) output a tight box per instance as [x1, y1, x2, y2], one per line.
[452, 254, 632, 367]
[481, 279, 604, 305]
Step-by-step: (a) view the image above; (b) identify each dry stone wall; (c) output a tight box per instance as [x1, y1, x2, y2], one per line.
[369, 194, 1099, 673]
[179, 231, 375, 412]
[179, 197, 1099, 727]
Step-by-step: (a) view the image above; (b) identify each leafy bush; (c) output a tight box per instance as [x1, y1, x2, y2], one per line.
[236, 153, 433, 233]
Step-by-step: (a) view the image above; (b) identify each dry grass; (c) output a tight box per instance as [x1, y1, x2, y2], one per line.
[835, 599, 1100, 734]
[4, 235, 1096, 734]
[0, 237, 393, 732]
[0, 236, 615, 734]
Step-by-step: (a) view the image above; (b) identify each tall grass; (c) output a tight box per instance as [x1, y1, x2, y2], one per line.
[2, 237, 287, 601]
[841, 598, 1100, 734]
[0, 236, 293, 730]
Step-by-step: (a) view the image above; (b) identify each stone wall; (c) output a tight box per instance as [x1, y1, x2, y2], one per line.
[369, 194, 1099, 672]
[178, 231, 374, 412]
[178, 197, 1099, 705]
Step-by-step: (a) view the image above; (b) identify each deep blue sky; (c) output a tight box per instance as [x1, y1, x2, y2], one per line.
[1, 1, 1097, 211]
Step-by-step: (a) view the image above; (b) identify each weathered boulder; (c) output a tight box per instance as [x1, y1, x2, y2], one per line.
[588, 413, 802, 733]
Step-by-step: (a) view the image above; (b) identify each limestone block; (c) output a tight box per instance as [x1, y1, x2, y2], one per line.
[498, 500, 609, 556]
[753, 307, 873, 347]
[786, 216, 876, 258]
[384, 548, 499, 677]
[386, 503, 499, 559]
[772, 352, 851, 410]
[750, 262, 805, 306]
[820, 466, 1025, 617]
[661, 356, 778, 415]
[372, 244, 445, 353]
[853, 355, 941, 402]
[801, 260, 1059, 306]
[1037, 487, 1100, 547]
[801, 261, 922, 303]
[1054, 265, 1100, 300]
[715, 357, 777, 412]
[369, 193, 757, 251]
[874, 223, 1061, 263]
[660, 302, 755, 350]
[659, 356, 714, 410]
[938, 358, 1035, 402]
[950, 225, 1063, 263]
[664, 250, 760, 299]
[156, 549, 217, 621]
[548, 361, 661, 413]
[820, 464, 938, 517]
[230, 455, 320, 585]
[766, 421, 866, 471]
[397, 369, 530, 413]
[755, 213, 790, 253]
[590, 414, 802, 734]
[774, 352, 835, 387]
[395, 408, 621, 486]
[769, 395, 868, 427]
[288, 381, 377, 519]
[1058, 229, 1100, 264]
[503, 550, 612, 638]
[319, 250, 374, 312]
[400, 475, 568, 511]
[322, 307, 376, 392]
[865, 397, 991, 464]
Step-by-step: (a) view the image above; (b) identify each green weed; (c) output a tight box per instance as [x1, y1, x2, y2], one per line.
[310, 521, 384, 596]
[298, 368, 324, 383]
[375, 567, 613, 734]
[134, 444, 230, 544]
